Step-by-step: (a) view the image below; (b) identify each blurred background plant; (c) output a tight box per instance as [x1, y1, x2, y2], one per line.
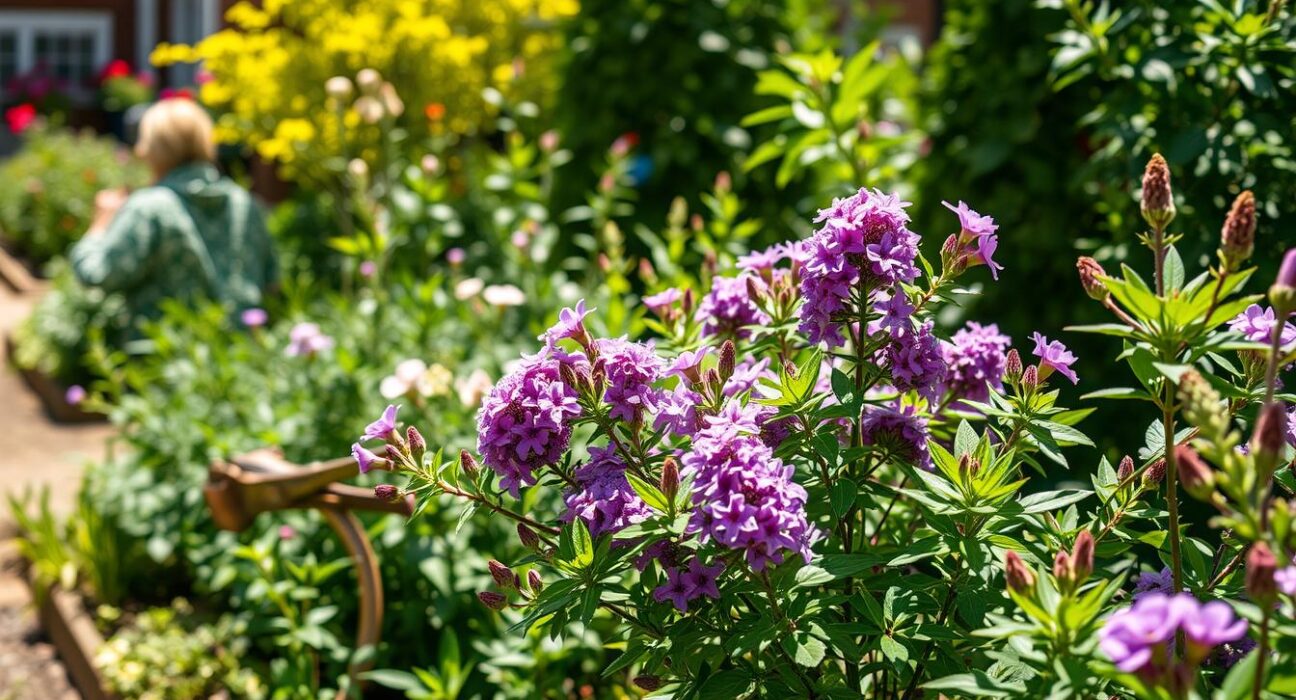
[0, 125, 148, 263]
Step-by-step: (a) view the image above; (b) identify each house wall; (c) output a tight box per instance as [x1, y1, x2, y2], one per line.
[2, 1, 136, 63]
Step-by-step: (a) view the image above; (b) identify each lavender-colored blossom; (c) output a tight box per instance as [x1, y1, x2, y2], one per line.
[860, 402, 930, 469]
[477, 352, 581, 496]
[594, 338, 663, 422]
[1229, 304, 1296, 346]
[1030, 332, 1079, 385]
[64, 385, 87, 406]
[737, 241, 807, 274]
[871, 287, 914, 335]
[285, 322, 333, 357]
[649, 557, 726, 613]
[542, 300, 592, 349]
[1276, 566, 1296, 596]
[241, 307, 268, 328]
[667, 347, 711, 383]
[643, 288, 682, 314]
[942, 200, 1003, 280]
[725, 357, 775, 398]
[1134, 568, 1173, 599]
[943, 321, 1011, 403]
[652, 384, 702, 437]
[1181, 600, 1248, 648]
[352, 443, 382, 474]
[682, 401, 817, 571]
[798, 188, 921, 346]
[885, 321, 947, 403]
[652, 566, 694, 612]
[363, 404, 400, 442]
[698, 275, 769, 339]
[1099, 593, 1193, 672]
[562, 446, 651, 538]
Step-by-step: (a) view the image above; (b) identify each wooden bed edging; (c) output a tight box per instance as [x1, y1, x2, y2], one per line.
[3, 333, 107, 424]
[0, 240, 44, 296]
[27, 575, 112, 700]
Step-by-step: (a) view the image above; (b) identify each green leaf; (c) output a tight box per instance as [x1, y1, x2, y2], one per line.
[783, 631, 827, 666]
[362, 670, 425, 692]
[795, 565, 835, 588]
[699, 670, 754, 699]
[878, 635, 908, 663]
[1164, 245, 1185, 291]
[625, 472, 670, 513]
[1218, 647, 1258, 700]
[1017, 489, 1090, 514]
[830, 478, 858, 520]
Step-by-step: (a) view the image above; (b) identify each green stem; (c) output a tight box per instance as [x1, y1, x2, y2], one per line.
[1254, 608, 1271, 700]
[1163, 386, 1184, 598]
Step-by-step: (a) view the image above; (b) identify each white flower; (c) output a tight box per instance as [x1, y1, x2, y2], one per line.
[483, 284, 526, 307]
[380, 359, 428, 399]
[356, 68, 383, 94]
[455, 368, 494, 408]
[325, 76, 353, 100]
[454, 277, 484, 300]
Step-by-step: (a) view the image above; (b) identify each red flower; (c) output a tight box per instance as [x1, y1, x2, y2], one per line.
[5, 103, 37, 134]
[424, 102, 446, 121]
[100, 59, 131, 82]
[160, 87, 194, 100]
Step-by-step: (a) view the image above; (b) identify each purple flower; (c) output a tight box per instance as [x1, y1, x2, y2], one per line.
[724, 357, 774, 398]
[352, 442, 384, 473]
[285, 322, 334, 357]
[594, 338, 663, 422]
[871, 288, 914, 335]
[885, 321, 947, 403]
[682, 558, 724, 600]
[652, 384, 702, 437]
[667, 347, 711, 383]
[643, 288, 682, 315]
[1276, 565, 1296, 596]
[363, 404, 400, 442]
[698, 275, 769, 339]
[1229, 304, 1296, 347]
[542, 300, 593, 350]
[737, 241, 806, 274]
[1099, 593, 1194, 672]
[682, 401, 817, 571]
[477, 352, 581, 496]
[860, 402, 930, 469]
[1030, 332, 1079, 385]
[942, 200, 1003, 280]
[1134, 567, 1173, 599]
[798, 188, 920, 346]
[562, 446, 651, 538]
[446, 247, 465, 265]
[943, 321, 1012, 403]
[64, 384, 87, 406]
[652, 566, 695, 612]
[1181, 600, 1248, 649]
[359, 260, 377, 278]
[241, 307, 268, 328]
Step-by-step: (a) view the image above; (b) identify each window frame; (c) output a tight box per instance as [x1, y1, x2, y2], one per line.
[0, 10, 114, 99]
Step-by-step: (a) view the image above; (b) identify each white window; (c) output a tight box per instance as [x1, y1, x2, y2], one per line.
[0, 11, 113, 99]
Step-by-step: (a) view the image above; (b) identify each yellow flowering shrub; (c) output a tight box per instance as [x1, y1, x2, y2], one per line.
[152, 0, 577, 184]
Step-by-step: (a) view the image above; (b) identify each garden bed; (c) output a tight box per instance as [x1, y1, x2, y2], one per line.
[4, 333, 105, 424]
[27, 576, 110, 700]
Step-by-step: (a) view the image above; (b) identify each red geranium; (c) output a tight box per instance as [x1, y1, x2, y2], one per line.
[5, 103, 37, 134]
[99, 59, 131, 83]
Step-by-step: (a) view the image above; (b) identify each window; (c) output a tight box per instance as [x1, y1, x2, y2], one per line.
[0, 11, 113, 99]
[167, 0, 219, 87]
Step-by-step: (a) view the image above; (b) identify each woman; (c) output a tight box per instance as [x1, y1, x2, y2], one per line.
[69, 98, 277, 329]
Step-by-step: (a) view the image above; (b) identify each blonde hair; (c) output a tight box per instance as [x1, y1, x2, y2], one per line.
[134, 98, 216, 173]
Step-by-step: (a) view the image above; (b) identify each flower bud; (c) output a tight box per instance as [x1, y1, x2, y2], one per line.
[682, 288, 696, 316]
[1004, 349, 1023, 383]
[488, 560, 517, 590]
[373, 484, 399, 502]
[703, 368, 721, 390]
[958, 453, 981, 479]
[719, 340, 736, 383]
[1177, 369, 1229, 440]
[356, 68, 382, 95]
[477, 591, 508, 611]
[1021, 365, 1038, 393]
[633, 676, 664, 691]
[660, 457, 680, 503]
[325, 76, 353, 101]
[1176, 444, 1216, 500]
[1117, 455, 1135, 483]
[639, 258, 657, 285]
[1140, 154, 1175, 231]
[1071, 530, 1094, 584]
[527, 569, 543, 594]
[1052, 550, 1073, 585]
[1270, 249, 1296, 313]
[406, 426, 426, 464]
[1143, 458, 1166, 488]
[460, 450, 479, 479]
[516, 525, 540, 551]
[1004, 550, 1035, 593]
[1252, 402, 1288, 477]
[384, 444, 405, 466]
[1247, 542, 1278, 604]
[1219, 191, 1256, 272]
[940, 234, 962, 275]
[1076, 257, 1109, 302]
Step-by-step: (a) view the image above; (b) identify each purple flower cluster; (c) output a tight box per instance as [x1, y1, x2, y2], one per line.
[652, 384, 702, 437]
[942, 321, 1011, 403]
[737, 241, 807, 275]
[562, 446, 651, 538]
[697, 275, 769, 339]
[476, 352, 581, 496]
[1229, 304, 1296, 346]
[884, 321, 947, 403]
[652, 558, 725, 612]
[1100, 593, 1247, 673]
[860, 402, 930, 469]
[683, 402, 817, 570]
[798, 188, 920, 345]
[594, 338, 663, 422]
[1133, 567, 1173, 599]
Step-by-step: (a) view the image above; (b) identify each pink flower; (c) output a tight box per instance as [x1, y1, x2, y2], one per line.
[5, 104, 37, 134]
[1030, 332, 1079, 385]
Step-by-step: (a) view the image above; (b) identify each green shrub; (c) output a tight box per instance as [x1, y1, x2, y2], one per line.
[0, 126, 148, 264]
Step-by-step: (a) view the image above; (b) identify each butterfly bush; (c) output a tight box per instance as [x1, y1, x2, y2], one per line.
[355, 164, 1296, 698]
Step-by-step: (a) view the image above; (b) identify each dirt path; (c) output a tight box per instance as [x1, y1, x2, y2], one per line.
[0, 285, 113, 524]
